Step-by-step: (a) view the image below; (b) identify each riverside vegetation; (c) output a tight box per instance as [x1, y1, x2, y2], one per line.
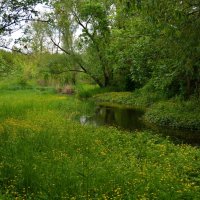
[0, 0, 200, 199]
[0, 87, 200, 199]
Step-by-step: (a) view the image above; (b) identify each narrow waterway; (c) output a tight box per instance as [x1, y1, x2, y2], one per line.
[80, 104, 200, 146]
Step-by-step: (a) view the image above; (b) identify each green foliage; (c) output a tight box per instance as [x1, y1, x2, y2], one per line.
[34, 53, 77, 86]
[2, 0, 200, 97]
[0, 50, 19, 77]
[141, 0, 200, 97]
[80, 1, 109, 34]
[0, 0, 49, 30]
[75, 83, 112, 99]
[105, 14, 156, 90]
[0, 90, 200, 199]
[145, 99, 200, 130]
[0, 52, 42, 90]
[37, 53, 67, 74]
[52, 0, 113, 87]
[101, 0, 200, 95]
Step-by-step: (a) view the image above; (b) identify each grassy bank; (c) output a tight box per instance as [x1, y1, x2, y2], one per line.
[94, 92, 200, 130]
[0, 89, 200, 199]
[145, 99, 200, 130]
[94, 91, 163, 108]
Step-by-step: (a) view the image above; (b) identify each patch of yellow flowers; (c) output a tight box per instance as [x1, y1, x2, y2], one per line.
[3, 118, 41, 132]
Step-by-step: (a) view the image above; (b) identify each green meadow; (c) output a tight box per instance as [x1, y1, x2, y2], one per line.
[0, 89, 200, 199]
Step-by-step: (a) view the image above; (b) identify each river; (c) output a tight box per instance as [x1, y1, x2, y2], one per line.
[80, 104, 200, 146]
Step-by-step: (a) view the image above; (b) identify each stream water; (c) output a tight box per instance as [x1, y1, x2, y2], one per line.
[80, 104, 200, 146]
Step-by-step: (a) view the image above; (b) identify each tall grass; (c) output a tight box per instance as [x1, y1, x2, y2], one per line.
[0, 90, 200, 199]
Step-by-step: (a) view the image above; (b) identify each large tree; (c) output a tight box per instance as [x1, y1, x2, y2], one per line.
[49, 0, 114, 87]
[129, 0, 200, 97]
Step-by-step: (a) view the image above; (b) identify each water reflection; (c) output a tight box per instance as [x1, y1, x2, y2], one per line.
[94, 106, 144, 130]
[80, 105, 200, 146]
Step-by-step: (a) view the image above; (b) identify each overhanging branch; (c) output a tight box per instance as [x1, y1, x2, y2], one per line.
[50, 37, 70, 55]
[50, 35, 104, 87]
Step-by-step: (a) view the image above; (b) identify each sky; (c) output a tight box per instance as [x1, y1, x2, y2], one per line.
[13, 4, 48, 38]
[1, 3, 51, 50]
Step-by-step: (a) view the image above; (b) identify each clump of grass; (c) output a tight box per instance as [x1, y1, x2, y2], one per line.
[0, 90, 200, 199]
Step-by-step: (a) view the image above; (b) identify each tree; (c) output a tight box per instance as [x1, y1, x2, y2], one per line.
[0, 0, 49, 50]
[141, 0, 200, 97]
[109, 0, 200, 96]
[49, 0, 115, 87]
[4, 0, 198, 96]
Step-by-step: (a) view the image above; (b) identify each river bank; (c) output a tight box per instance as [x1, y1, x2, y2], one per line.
[93, 92, 200, 131]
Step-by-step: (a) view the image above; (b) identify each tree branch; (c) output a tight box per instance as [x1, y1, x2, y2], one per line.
[50, 37, 88, 73]
[50, 33, 104, 87]
[50, 37, 70, 55]
[72, 9, 96, 43]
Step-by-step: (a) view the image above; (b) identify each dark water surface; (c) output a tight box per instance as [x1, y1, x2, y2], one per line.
[80, 104, 200, 146]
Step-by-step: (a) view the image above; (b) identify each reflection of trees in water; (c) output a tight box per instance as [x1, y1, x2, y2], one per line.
[95, 107, 116, 125]
[104, 108, 115, 125]
[114, 109, 144, 130]
[96, 106, 144, 130]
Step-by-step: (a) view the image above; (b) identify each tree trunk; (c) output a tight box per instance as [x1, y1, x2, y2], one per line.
[104, 73, 110, 87]
[186, 76, 191, 98]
